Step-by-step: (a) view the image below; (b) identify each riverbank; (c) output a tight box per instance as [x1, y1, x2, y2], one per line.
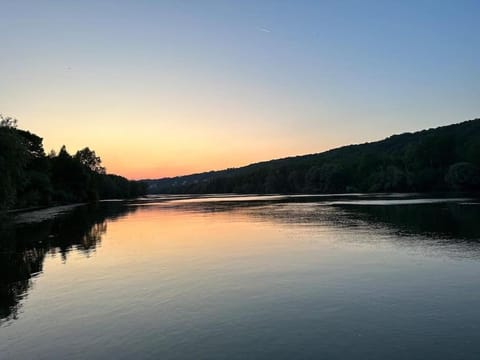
[6, 203, 86, 224]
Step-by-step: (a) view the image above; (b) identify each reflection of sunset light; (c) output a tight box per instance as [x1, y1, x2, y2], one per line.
[41, 203, 339, 280]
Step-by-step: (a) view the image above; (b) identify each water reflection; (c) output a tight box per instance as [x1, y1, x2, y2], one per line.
[0, 203, 137, 324]
[142, 195, 480, 239]
[1, 195, 480, 328]
[137, 195, 480, 258]
[338, 202, 480, 239]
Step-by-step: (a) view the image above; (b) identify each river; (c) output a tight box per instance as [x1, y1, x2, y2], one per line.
[1, 194, 480, 359]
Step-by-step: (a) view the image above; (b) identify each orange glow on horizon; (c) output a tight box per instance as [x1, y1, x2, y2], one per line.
[102, 143, 340, 180]
[34, 119, 345, 180]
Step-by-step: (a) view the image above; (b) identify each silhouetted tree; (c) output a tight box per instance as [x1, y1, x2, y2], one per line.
[75, 147, 106, 174]
[445, 162, 480, 190]
[0, 121, 28, 209]
[0, 114, 18, 128]
[0, 117, 146, 211]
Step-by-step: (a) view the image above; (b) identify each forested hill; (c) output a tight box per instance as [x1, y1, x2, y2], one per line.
[145, 118, 480, 194]
[0, 116, 146, 211]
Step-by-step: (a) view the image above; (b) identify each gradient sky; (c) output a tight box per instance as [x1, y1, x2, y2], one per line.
[1, 0, 479, 179]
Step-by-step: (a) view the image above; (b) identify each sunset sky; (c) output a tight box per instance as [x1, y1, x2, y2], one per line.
[2, 0, 479, 179]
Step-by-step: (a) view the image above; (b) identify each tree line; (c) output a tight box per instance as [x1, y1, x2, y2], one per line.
[0, 115, 146, 210]
[147, 118, 480, 194]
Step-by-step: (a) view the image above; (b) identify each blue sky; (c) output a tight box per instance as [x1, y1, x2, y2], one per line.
[1, 0, 479, 178]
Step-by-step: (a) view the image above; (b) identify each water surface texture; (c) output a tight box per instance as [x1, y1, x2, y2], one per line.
[1, 194, 480, 359]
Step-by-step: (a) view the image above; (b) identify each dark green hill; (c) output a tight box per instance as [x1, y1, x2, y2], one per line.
[145, 118, 480, 194]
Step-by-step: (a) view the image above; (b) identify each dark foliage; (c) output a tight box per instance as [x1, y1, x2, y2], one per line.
[146, 118, 480, 194]
[0, 118, 146, 210]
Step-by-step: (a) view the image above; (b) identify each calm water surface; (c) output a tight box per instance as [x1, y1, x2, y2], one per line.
[1, 194, 480, 359]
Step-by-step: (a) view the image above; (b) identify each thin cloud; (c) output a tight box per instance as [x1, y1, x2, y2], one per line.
[258, 26, 272, 33]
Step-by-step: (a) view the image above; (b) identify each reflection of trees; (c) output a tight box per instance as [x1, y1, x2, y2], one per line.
[3, 196, 480, 324]
[0, 247, 46, 323]
[158, 196, 480, 250]
[337, 202, 480, 241]
[80, 222, 107, 253]
[0, 203, 137, 324]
